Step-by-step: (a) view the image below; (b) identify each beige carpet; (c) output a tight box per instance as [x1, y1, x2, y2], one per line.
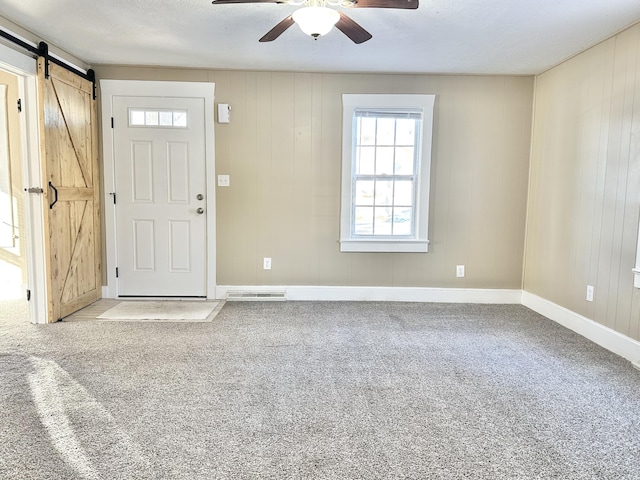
[97, 300, 220, 322]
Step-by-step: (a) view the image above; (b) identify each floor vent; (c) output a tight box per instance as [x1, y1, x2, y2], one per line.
[226, 291, 286, 301]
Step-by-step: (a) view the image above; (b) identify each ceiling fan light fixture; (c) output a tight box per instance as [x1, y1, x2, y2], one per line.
[292, 7, 340, 38]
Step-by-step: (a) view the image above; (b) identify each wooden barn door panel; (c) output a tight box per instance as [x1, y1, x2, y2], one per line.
[38, 59, 101, 322]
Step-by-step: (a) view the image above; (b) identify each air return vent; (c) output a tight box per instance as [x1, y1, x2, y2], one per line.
[226, 291, 286, 301]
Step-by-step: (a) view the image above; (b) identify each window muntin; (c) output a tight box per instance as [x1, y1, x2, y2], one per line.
[352, 110, 421, 238]
[128, 109, 187, 128]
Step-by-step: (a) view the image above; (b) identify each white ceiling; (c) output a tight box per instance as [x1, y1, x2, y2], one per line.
[1, 0, 639, 75]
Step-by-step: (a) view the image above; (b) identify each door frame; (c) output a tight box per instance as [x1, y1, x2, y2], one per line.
[0, 42, 48, 324]
[100, 80, 217, 299]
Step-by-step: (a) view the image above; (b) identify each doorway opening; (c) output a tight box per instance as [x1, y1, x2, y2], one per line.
[0, 44, 49, 324]
[0, 69, 28, 322]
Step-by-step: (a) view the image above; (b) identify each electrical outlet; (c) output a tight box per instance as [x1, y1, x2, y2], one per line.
[263, 257, 272, 270]
[586, 285, 594, 302]
[456, 265, 465, 278]
[217, 175, 230, 187]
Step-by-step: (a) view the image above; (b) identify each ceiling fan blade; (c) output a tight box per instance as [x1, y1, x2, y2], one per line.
[349, 0, 418, 9]
[212, 0, 285, 4]
[335, 12, 372, 44]
[259, 16, 295, 42]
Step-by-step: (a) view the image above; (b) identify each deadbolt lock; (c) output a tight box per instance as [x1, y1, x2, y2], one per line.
[197, 194, 204, 200]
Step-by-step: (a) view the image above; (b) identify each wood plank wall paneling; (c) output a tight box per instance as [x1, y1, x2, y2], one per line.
[525, 23, 640, 341]
[95, 67, 534, 290]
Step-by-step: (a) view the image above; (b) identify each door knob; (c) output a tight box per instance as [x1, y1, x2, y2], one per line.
[196, 207, 204, 214]
[197, 194, 204, 200]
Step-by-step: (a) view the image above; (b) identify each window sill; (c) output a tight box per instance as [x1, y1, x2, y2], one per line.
[340, 239, 429, 253]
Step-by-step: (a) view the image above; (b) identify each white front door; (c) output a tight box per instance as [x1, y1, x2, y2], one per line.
[113, 96, 207, 297]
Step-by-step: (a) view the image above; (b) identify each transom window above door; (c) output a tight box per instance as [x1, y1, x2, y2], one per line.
[128, 108, 188, 128]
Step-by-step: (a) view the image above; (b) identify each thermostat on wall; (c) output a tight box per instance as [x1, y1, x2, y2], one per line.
[218, 103, 230, 123]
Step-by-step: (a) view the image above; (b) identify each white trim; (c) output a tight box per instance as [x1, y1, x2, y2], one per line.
[0, 41, 36, 75]
[216, 285, 522, 304]
[217, 286, 640, 364]
[20, 73, 47, 323]
[99, 80, 216, 299]
[0, 26, 88, 73]
[522, 291, 640, 363]
[0, 43, 47, 324]
[340, 239, 429, 253]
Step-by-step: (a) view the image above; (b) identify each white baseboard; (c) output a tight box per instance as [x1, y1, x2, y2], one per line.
[522, 291, 640, 363]
[216, 285, 522, 304]
[103, 282, 639, 364]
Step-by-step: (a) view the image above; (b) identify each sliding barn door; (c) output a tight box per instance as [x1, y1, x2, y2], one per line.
[38, 59, 101, 322]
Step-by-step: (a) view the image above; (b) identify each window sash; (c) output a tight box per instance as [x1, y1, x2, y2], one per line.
[354, 109, 422, 120]
[350, 111, 421, 238]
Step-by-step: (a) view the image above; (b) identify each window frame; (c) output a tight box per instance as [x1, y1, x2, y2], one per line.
[127, 108, 188, 128]
[340, 94, 436, 253]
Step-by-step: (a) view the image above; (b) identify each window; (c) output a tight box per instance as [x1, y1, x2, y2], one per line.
[128, 108, 187, 128]
[340, 94, 435, 252]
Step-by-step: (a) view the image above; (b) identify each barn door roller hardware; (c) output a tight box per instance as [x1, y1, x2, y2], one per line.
[0, 28, 96, 99]
[37, 42, 96, 99]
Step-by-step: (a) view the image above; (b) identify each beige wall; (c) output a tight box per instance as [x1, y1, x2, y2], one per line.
[95, 66, 533, 289]
[524, 23, 640, 341]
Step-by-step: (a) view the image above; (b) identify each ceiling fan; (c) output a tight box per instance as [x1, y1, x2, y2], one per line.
[211, 0, 419, 44]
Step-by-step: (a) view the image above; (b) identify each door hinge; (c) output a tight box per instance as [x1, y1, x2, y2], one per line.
[17, 98, 22, 112]
[110, 192, 116, 204]
[111, 117, 114, 128]
[26, 289, 31, 301]
[115, 267, 119, 278]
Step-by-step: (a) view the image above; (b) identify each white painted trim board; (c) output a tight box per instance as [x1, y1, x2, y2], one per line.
[522, 291, 640, 363]
[217, 285, 522, 304]
[105, 283, 640, 364]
